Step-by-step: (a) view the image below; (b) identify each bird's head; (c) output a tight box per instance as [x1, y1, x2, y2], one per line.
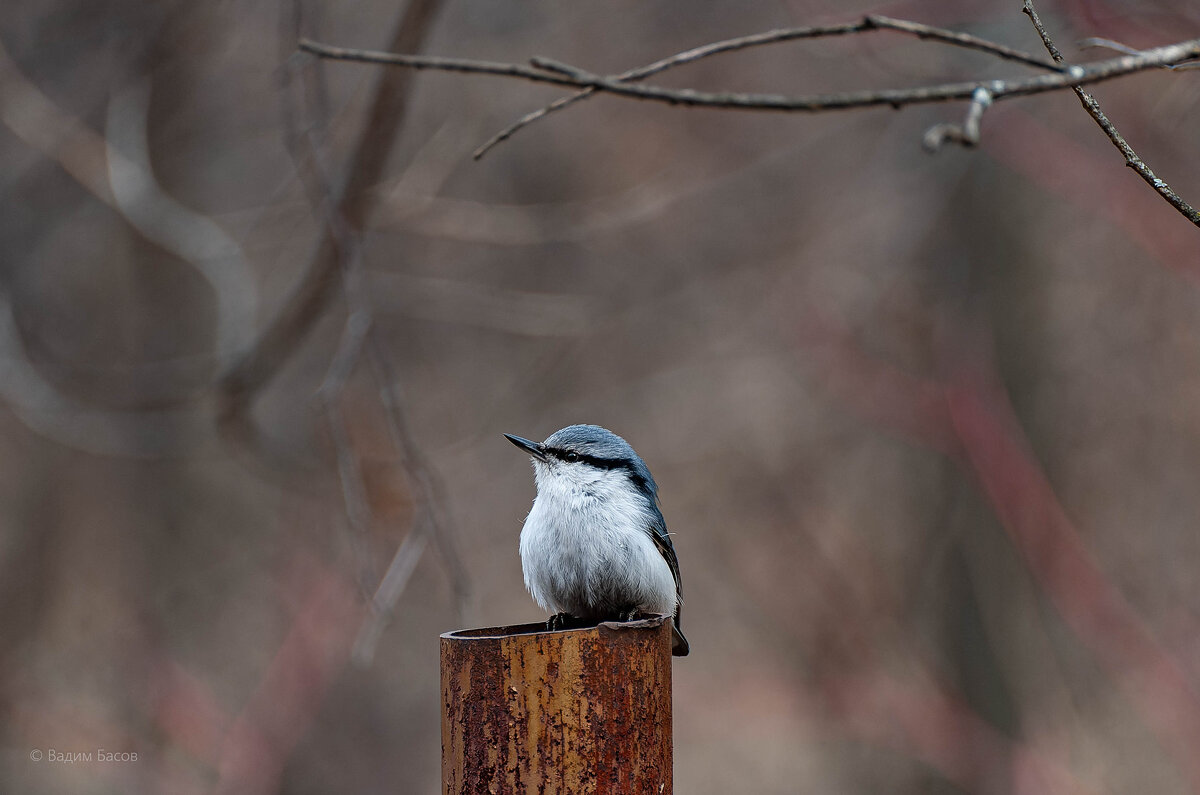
[504, 424, 658, 499]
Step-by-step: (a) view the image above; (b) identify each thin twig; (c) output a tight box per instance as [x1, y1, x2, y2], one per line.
[1077, 37, 1141, 58]
[473, 15, 1058, 159]
[1078, 36, 1200, 70]
[1022, 1, 1200, 227]
[865, 15, 1059, 70]
[300, 36, 1200, 112]
[1023, 2, 1067, 63]
[923, 87, 993, 151]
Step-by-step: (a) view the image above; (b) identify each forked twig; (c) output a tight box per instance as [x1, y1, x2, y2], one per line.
[923, 87, 992, 151]
[1022, 0, 1200, 227]
[302, 11, 1200, 225]
[299, 35, 1200, 112]
[473, 15, 1059, 159]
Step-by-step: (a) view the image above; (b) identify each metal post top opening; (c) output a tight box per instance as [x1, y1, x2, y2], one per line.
[441, 613, 671, 643]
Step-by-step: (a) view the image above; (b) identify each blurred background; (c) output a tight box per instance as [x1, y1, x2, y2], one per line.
[4, 0, 1200, 792]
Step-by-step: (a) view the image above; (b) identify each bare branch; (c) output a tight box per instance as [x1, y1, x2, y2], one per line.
[1022, 2, 1068, 64]
[473, 15, 1057, 159]
[1022, 1, 1200, 228]
[299, 36, 1200, 112]
[304, 14, 1200, 227]
[863, 15, 1059, 70]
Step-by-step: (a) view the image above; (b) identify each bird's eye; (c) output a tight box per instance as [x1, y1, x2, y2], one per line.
[564, 451, 579, 462]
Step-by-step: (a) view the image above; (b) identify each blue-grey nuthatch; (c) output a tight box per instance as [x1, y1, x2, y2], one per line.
[505, 424, 690, 656]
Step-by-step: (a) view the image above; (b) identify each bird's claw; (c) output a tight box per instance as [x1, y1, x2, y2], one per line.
[547, 612, 572, 632]
[547, 610, 642, 632]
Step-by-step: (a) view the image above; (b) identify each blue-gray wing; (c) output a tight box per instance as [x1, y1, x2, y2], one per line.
[648, 509, 682, 599]
[648, 505, 689, 656]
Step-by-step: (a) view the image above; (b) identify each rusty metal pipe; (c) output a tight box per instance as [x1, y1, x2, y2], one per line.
[441, 615, 674, 794]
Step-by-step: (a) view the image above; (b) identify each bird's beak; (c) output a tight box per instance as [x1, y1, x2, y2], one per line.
[504, 433, 548, 462]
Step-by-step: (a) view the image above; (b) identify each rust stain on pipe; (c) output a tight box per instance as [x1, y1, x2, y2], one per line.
[442, 615, 673, 794]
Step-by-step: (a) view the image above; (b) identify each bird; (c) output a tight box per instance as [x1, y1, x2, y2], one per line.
[504, 424, 689, 657]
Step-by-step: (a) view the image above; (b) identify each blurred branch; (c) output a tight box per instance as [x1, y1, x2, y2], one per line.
[299, 30, 1200, 112]
[947, 378, 1200, 792]
[1022, 1, 1200, 227]
[799, 303, 1200, 791]
[354, 332, 470, 659]
[381, 137, 825, 246]
[0, 41, 254, 415]
[276, 0, 469, 663]
[368, 271, 594, 335]
[105, 79, 259, 365]
[217, 0, 445, 415]
[0, 293, 207, 457]
[214, 556, 361, 795]
[149, 655, 231, 767]
[987, 110, 1200, 277]
[472, 15, 1059, 159]
[1, 10, 221, 448]
[320, 377, 377, 600]
[377, 168, 720, 246]
[352, 505, 428, 663]
[729, 391, 1091, 791]
[0, 52, 239, 456]
[829, 672, 1096, 795]
[0, 39, 118, 206]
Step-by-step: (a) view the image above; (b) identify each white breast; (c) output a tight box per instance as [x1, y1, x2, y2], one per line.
[518, 463, 677, 620]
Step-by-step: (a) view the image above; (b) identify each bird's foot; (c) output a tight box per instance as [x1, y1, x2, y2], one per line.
[547, 612, 574, 632]
[616, 608, 644, 622]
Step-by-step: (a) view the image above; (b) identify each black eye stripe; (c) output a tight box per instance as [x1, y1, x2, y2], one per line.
[545, 447, 625, 470]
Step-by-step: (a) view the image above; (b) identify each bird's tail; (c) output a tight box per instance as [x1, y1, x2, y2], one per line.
[671, 610, 690, 657]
